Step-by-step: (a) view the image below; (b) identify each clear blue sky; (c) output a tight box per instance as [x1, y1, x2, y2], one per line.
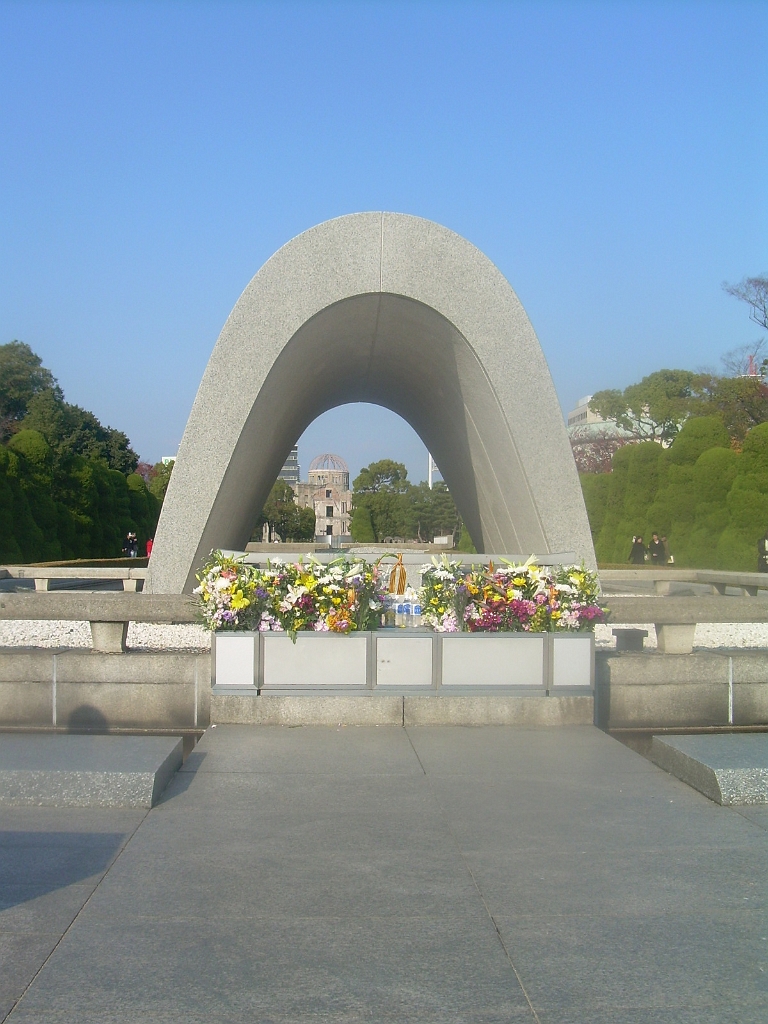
[1, 0, 766, 483]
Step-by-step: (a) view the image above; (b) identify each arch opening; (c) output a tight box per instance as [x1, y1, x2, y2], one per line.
[214, 293, 547, 563]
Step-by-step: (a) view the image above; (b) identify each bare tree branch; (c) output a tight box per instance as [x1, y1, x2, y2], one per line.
[724, 275, 768, 332]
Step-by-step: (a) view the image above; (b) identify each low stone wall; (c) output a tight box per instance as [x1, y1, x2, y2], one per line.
[209, 693, 594, 727]
[595, 650, 768, 730]
[1, 647, 767, 732]
[0, 650, 210, 733]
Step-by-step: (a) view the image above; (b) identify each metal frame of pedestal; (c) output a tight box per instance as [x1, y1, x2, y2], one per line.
[211, 631, 595, 694]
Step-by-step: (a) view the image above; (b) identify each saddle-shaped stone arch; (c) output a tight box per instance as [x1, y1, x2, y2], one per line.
[147, 213, 595, 593]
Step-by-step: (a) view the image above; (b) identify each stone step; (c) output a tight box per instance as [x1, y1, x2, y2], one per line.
[649, 733, 768, 804]
[0, 734, 183, 807]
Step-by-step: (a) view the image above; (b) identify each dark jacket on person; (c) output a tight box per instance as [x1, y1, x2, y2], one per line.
[629, 540, 646, 564]
[648, 538, 665, 564]
[758, 535, 768, 573]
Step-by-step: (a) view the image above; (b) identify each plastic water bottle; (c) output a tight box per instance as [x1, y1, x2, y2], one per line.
[411, 598, 422, 629]
[395, 598, 406, 628]
[402, 594, 412, 628]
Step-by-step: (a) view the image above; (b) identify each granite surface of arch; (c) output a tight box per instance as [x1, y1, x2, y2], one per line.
[147, 213, 595, 593]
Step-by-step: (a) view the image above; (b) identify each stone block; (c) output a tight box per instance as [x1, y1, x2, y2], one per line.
[0, 681, 53, 728]
[89, 622, 128, 653]
[404, 695, 593, 726]
[655, 623, 696, 654]
[210, 693, 404, 726]
[0, 734, 183, 807]
[612, 628, 648, 651]
[56, 682, 196, 731]
[650, 734, 768, 804]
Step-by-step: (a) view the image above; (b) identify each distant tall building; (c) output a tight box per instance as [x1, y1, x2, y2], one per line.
[295, 454, 352, 538]
[278, 446, 300, 489]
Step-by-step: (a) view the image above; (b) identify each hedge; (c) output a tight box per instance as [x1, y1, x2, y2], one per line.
[581, 417, 768, 570]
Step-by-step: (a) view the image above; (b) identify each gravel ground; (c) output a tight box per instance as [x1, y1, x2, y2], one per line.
[0, 621, 210, 651]
[0, 620, 767, 651]
[593, 621, 768, 650]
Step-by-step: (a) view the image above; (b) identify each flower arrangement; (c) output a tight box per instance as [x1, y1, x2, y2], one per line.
[194, 553, 268, 631]
[196, 552, 603, 637]
[195, 552, 387, 637]
[419, 556, 471, 631]
[420, 557, 603, 633]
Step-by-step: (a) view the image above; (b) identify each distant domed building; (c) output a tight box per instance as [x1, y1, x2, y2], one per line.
[296, 454, 352, 541]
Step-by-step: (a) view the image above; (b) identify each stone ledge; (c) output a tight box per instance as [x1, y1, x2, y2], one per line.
[211, 693, 404, 726]
[404, 694, 593, 726]
[0, 734, 183, 807]
[210, 692, 594, 727]
[649, 734, 768, 804]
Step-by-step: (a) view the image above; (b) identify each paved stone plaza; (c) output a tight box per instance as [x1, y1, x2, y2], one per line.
[1, 725, 766, 1022]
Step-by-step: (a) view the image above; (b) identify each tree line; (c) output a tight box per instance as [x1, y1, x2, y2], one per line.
[0, 341, 161, 562]
[579, 275, 768, 569]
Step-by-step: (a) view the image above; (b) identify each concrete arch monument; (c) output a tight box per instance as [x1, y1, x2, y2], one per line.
[147, 213, 595, 593]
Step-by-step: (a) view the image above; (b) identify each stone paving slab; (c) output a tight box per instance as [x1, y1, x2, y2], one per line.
[0, 735, 183, 808]
[0, 808, 146, 1022]
[650, 733, 768, 804]
[1, 725, 766, 1023]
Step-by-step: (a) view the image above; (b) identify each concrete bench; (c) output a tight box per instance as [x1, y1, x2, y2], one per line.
[0, 567, 148, 591]
[601, 568, 768, 598]
[0, 593, 197, 652]
[606, 596, 768, 653]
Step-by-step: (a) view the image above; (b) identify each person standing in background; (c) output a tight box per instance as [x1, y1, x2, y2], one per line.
[648, 533, 665, 565]
[146, 537, 154, 558]
[758, 531, 768, 573]
[629, 536, 646, 564]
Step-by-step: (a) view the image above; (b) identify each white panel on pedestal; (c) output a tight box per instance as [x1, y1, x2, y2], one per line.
[262, 633, 368, 687]
[441, 635, 545, 687]
[375, 635, 433, 687]
[551, 635, 593, 688]
[214, 634, 256, 686]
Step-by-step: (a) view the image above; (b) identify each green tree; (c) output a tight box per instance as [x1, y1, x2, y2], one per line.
[0, 341, 60, 440]
[590, 369, 704, 444]
[297, 505, 316, 541]
[349, 504, 375, 542]
[696, 375, 768, 443]
[148, 460, 174, 501]
[404, 481, 461, 543]
[22, 390, 138, 473]
[257, 480, 309, 541]
[352, 459, 410, 493]
[352, 460, 411, 541]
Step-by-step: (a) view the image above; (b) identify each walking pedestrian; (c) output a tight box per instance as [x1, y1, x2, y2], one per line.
[629, 535, 646, 564]
[758, 530, 768, 573]
[648, 533, 665, 565]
